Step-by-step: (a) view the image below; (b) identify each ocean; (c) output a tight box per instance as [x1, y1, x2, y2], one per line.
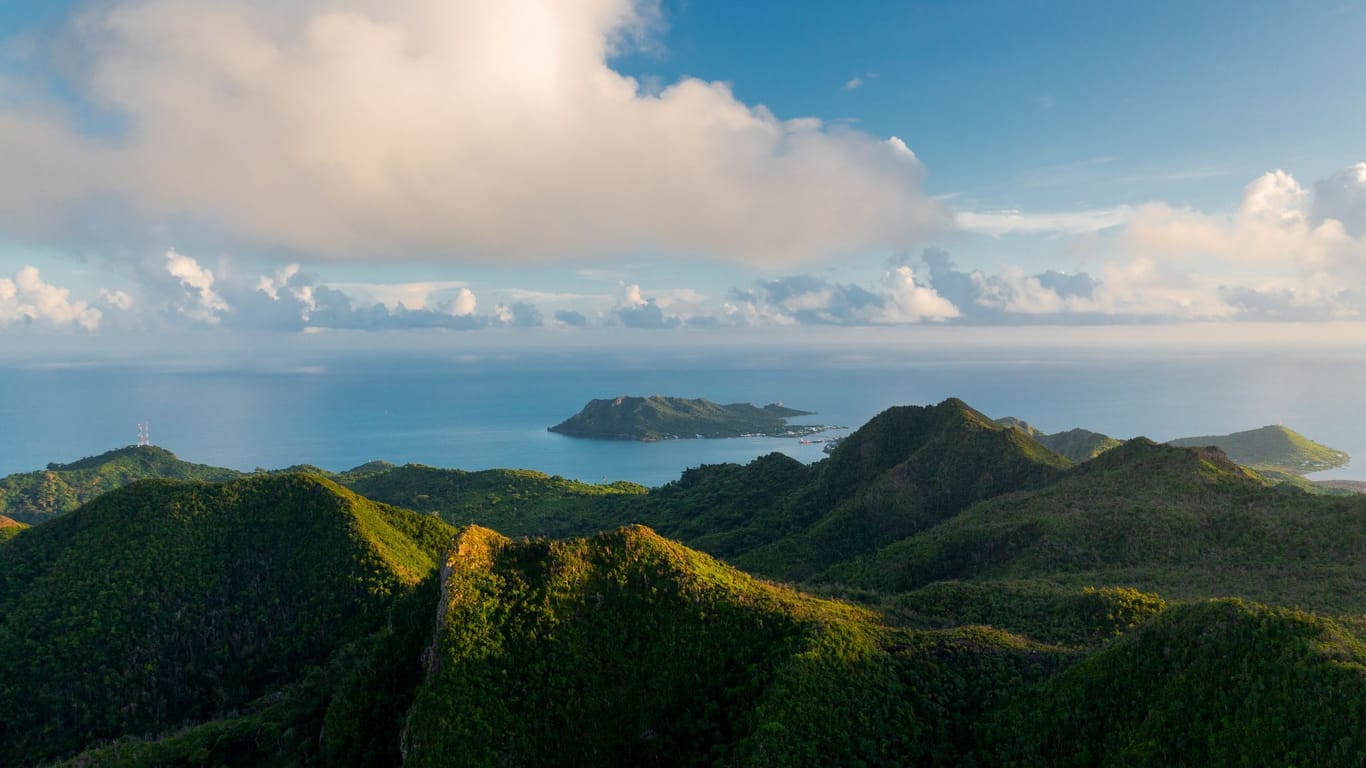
[3, 349, 1364, 486]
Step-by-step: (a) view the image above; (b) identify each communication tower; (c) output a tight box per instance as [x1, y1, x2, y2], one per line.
[137, 422, 151, 447]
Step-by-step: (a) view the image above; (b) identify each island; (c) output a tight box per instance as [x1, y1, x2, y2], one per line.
[1168, 425, 1349, 475]
[548, 395, 838, 441]
[993, 416, 1350, 479]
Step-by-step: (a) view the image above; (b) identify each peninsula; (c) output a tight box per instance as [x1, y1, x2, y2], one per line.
[1168, 425, 1349, 475]
[548, 395, 835, 441]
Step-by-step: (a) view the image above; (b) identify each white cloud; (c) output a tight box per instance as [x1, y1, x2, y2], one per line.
[725, 272, 957, 326]
[502, 288, 608, 303]
[876, 265, 959, 322]
[919, 248, 1233, 321]
[843, 72, 876, 91]
[1125, 168, 1360, 269]
[165, 249, 230, 323]
[0, 0, 947, 263]
[616, 283, 647, 308]
[256, 263, 301, 300]
[0, 266, 102, 331]
[1313, 162, 1366, 237]
[446, 287, 478, 316]
[98, 288, 136, 310]
[1084, 258, 1234, 318]
[323, 280, 471, 311]
[956, 206, 1131, 236]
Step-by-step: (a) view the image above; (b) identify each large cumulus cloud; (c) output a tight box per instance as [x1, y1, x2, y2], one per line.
[0, 0, 946, 263]
[1123, 164, 1366, 318]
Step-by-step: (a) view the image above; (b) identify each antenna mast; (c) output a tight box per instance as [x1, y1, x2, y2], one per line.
[137, 422, 151, 447]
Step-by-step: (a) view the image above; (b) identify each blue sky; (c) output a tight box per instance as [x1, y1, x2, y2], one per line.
[623, 1, 1366, 205]
[0, 0, 1363, 344]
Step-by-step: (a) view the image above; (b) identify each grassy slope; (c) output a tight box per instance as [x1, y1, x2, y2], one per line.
[836, 438, 1366, 613]
[0, 446, 243, 525]
[402, 524, 1067, 767]
[978, 599, 1366, 767]
[1169, 424, 1349, 474]
[0, 473, 454, 765]
[549, 395, 819, 440]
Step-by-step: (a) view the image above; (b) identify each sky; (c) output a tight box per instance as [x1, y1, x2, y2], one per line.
[0, 0, 1364, 352]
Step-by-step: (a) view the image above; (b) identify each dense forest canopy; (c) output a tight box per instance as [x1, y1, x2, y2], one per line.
[4, 398, 1364, 766]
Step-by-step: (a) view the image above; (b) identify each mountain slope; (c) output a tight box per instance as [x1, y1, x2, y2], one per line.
[1169, 424, 1349, 474]
[838, 438, 1366, 612]
[620, 399, 1073, 582]
[887, 581, 1168, 649]
[995, 417, 1122, 463]
[339, 464, 646, 537]
[401, 524, 1066, 766]
[980, 599, 1366, 766]
[0, 446, 242, 525]
[0, 514, 26, 542]
[1037, 428, 1124, 463]
[0, 473, 455, 764]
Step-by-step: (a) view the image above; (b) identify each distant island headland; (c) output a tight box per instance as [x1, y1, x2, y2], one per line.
[548, 395, 841, 441]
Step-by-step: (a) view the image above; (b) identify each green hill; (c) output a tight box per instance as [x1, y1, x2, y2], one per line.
[0, 473, 454, 764]
[621, 398, 1073, 582]
[981, 599, 1366, 767]
[549, 395, 829, 440]
[1039, 428, 1124, 462]
[401, 524, 1066, 767]
[9, 397, 1366, 763]
[836, 438, 1366, 613]
[995, 417, 1122, 463]
[1169, 424, 1349, 475]
[0, 446, 242, 525]
[11, 468, 1366, 766]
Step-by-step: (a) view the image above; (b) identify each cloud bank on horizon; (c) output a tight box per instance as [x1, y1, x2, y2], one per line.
[0, 0, 1364, 336]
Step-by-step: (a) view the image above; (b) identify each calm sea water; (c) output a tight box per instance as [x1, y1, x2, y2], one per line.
[3, 352, 1364, 486]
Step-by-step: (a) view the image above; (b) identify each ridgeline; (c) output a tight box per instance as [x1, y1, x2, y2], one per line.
[0, 445, 241, 525]
[4, 397, 1366, 765]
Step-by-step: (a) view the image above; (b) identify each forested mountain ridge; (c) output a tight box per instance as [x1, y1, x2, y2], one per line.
[994, 416, 1123, 462]
[338, 464, 646, 538]
[0, 473, 454, 764]
[0, 446, 242, 525]
[833, 437, 1366, 613]
[33, 512, 1366, 767]
[980, 599, 1366, 766]
[0, 447, 644, 534]
[8, 397, 1366, 764]
[399, 523, 1068, 766]
[552, 398, 1075, 584]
